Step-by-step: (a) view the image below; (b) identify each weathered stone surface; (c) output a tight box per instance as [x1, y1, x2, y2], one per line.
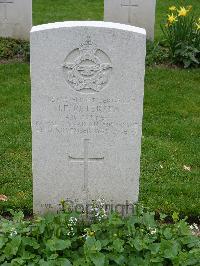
[31, 21, 146, 214]
[0, 0, 32, 40]
[104, 0, 156, 40]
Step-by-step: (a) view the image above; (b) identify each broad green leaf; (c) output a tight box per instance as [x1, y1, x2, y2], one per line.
[163, 228, 173, 240]
[21, 251, 35, 260]
[161, 239, 180, 259]
[148, 243, 160, 254]
[46, 238, 71, 251]
[85, 237, 102, 252]
[73, 258, 88, 266]
[112, 254, 126, 265]
[90, 253, 105, 266]
[0, 254, 6, 263]
[39, 259, 53, 266]
[113, 239, 124, 253]
[172, 212, 179, 222]
[10, 258, 24, 265]
[131, 237, 144, 251]
[0, 237, 8, 249]
[49, 254, 59, 260]
[56, 258, 72, 266]
[21, 237, 40, 249]
[159, 213, 167, 221]
[143, 212, 156, 227]
[128, 256, 147, 266]
[4, 236, 22, 257]
[9, 211, 24, 222]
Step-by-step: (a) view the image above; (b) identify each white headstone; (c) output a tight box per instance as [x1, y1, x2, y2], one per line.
[31, 21, 146, 214]
[104, 0, 156, 40]
[0, 0, 32, 40]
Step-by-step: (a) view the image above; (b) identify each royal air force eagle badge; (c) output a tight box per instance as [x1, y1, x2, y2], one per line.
[63, 37, 112, 93]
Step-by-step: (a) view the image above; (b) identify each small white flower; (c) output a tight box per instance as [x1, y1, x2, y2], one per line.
[10, 229, 17, 237]
[190, 225, 194, 230]
[149, 227, 157, 235]
[183, 165, 191, 171]
[193, 223, 199, 230]
[69, 217, 77, 225]
[190, 223, 199, 230]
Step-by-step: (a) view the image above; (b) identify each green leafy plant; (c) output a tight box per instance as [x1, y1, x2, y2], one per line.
[0, 205, 199, 265]
[0, 38, 29, 62]
[146, 41, 169, 66]
[161, 5, 200, 68]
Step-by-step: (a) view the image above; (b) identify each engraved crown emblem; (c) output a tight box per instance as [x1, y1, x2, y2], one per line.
[63, 36, 112, 93]
[79, 36, 97, 54]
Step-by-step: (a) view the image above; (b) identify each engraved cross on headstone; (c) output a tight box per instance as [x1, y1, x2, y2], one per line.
[69, 139, 104, 192]
[0, 0, 14, 22]
[121, 0, 139, 24]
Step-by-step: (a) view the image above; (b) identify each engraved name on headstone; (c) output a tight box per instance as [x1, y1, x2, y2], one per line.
[104, 0, 156, 40]
[31, 21, 146, 214]
[0, 0, 32, 40]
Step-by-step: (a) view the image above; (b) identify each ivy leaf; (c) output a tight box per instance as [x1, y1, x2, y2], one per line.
[9, 211, 24, 222]
[163, 228, 173, 240]
[100, 239, 110, 248]
[90, 253, 105, 266]
[0, 237, 8, 249]
[4, 236, 22, 257]
[109, 214, 124, 226]
[38, 259, 52, 266]
[21, 251, 36, 260]
[159, 213, 167, 221]
[112, 254, 126, 265]
[128, 256, 147, 265]
[177, 220, 191, 236]
[113, 239, 124, 253]
[0, 254, 6, 263]
[148, 243, 160, 254]
[49, 254, 58, 260]
[143, 212, 156, 227]
[150, 257, 164, 263]
[46, 238, 71, 251]
[73, 258, 88, 266]
[85, 237, 102, 252]
[161, 239, 180, 259]
[131, 237, 144, 251]
[22, 237, 40, 249]
[172, 212, 179, 223]
[56, 258, 72, 266]
[10, 258, 24, 265]
[181, 236, 200, 248]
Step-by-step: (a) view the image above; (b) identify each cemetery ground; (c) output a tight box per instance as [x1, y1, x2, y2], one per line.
[0, 0, 200, 221]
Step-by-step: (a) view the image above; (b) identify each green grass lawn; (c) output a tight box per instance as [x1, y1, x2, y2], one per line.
[0, 0, 200, 218]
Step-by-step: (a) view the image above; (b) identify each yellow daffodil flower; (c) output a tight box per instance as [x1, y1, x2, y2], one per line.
[60, 199, 65, 204]
[178, 7, 188, 17]
[196, 22, 200, 30]
[169, 6, 176, 11]
[187, 5, 192, 11]
[89, 231, 95, 236]
[167, 14, 178, 25]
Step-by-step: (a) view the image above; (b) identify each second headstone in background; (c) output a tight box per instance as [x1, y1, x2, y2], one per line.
[104, 0, 156, 40]
[0, 0, 32, 40]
